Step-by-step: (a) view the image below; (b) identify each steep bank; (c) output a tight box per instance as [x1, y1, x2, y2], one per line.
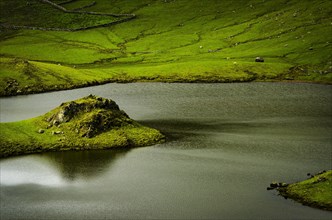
[0, 95, 165, 157]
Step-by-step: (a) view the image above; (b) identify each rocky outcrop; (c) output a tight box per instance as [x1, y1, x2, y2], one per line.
[46, 95, 132, 138]
[266, 182, 288, 190]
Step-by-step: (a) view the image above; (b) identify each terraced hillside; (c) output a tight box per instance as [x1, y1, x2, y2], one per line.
[0, 0, 331, 96]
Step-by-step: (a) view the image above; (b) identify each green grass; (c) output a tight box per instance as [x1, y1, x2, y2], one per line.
[0, 0, 332, 96]
[0, 95, 165, 157]
[278, 171, 332, 211]
[0, 0, 122, 29]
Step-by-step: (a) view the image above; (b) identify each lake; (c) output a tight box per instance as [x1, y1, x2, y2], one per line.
[1, 82, 332, 219]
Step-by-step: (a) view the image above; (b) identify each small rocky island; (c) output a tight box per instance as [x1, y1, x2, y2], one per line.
[0, 95, 165, 158]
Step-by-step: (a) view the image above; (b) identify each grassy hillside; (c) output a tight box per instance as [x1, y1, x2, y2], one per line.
[0, 95, 165, 157]
[0, 0, 123, 30]
[1, 0, 332, 95]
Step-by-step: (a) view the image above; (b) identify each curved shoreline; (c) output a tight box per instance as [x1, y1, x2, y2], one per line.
[1, 76, 331, 98]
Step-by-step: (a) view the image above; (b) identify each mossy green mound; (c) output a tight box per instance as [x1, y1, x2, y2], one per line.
[278, 170, 332, 211]
[0, 95, 165, 158]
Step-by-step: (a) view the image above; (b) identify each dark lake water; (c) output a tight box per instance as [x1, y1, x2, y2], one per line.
[1, 83, 332, 219]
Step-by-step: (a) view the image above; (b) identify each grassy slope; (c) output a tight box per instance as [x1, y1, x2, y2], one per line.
[1, 0, 332, 96]
[0, 95, 165, 157]
[278, 171, 332, 211]
[0, 1, 122, 30]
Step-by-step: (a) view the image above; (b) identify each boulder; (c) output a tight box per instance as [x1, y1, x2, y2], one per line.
[278, 182, 288, 187]
[270, 182, 279, 188]
[255, 57, 264, 62]
[52, 131, 63, 135]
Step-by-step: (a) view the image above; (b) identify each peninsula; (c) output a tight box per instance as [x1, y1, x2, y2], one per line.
[277, 170, 332, 211]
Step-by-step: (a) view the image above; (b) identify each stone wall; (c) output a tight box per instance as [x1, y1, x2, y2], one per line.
[58, 0, 76, 5]
[38, 0, 136, 17]
[0, 24, 73, 31]
[1, 15, 136, 31]
[73, 1, 96, 11]
[39, 0, 67, 12]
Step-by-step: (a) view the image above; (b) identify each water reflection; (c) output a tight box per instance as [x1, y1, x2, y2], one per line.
[1, 83, 331, 219]
[42, 149, 131, 181]
[0, 149, 131, 186]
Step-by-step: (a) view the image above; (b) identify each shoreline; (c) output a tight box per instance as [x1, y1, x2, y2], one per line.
[2, 77, 331, 98]
[277, 171, 332, 212]
[0, 139, 164, 159]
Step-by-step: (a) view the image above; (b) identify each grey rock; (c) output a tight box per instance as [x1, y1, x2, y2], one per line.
[278, 182, 288, 187]
[270, 182, 278, 188]
[255, 57, 264, 62]
[52, 131, 63, 135]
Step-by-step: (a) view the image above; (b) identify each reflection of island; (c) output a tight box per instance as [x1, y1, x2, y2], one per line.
[42, 149, 131, 181]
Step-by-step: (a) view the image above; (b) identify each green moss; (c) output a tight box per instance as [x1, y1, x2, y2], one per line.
[278, 170, 332, 211]
[0, 95, 165, 158]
